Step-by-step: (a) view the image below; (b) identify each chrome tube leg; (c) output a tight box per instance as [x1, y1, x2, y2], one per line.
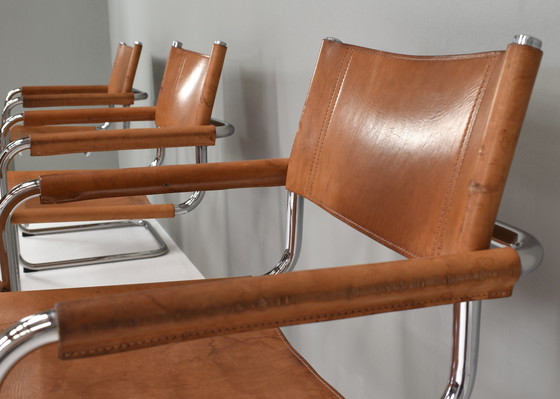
[441, 301, 482, 399]
[0, 180, 40, 291]
[266, 190, 304, 275]
[5, 223, 21, 291]
[174, 146, 208, 215]
[122, 104, 130, 129]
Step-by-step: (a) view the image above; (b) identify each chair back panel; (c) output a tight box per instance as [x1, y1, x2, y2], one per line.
[286, 40, 541, 258]
[107, 43, 133, 94]
[155, 43, 226, 127]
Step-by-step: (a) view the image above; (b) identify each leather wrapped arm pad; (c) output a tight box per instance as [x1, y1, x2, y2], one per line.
[39, 158, 290, 203]
[55, 247, 520, 359]
[23, 106, 156, 126]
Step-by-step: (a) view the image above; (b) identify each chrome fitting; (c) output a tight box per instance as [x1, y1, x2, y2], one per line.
[512, 34, 542, 49]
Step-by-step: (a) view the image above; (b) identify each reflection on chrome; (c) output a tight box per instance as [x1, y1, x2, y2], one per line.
[0, 310, 59, 383]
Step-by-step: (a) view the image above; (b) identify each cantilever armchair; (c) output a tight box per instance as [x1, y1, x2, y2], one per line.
[2, 41, 147, 146]
[0, 35, 543, 398]
[0, 40, 231, 275]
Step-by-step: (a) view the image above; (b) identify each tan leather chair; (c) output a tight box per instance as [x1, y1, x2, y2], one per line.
[0, 40, 230, 276]
[0, 35, 543, 398]
[2, 41, 147, 146]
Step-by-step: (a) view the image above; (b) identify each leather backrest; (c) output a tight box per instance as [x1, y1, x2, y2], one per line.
[155, 43, 226, 127]
[107, 43, 134, 94]
[286, 39, 541, 258]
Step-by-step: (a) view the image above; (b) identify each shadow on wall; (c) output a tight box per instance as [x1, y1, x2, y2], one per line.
[221, 66, 281, 160]
[151, 56, 167, 103]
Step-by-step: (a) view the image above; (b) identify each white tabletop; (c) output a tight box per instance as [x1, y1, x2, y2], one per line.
[19, 220, 203, 291]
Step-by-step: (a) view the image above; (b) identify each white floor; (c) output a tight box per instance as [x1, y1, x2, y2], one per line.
[18, 220, 203, 291]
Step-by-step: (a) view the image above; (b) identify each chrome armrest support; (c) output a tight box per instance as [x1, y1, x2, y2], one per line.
[0, 310, 59, 383]
[0, 179, 41, 292]
[1, 114, 24, 149]
[132, 88, 149, 101]
[174, 146, 207, 215]
[0, 137, 31, 197]
[491, 220, 543, 275]
[2, 98, 23, 127]
[266, 191, 304, 275]
[441, 219, 543, 399]
[212, 118, 235, 138]
[4, 88, 22, 105]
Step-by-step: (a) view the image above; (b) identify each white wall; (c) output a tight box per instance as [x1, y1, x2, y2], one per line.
[0, 0, 117, 171]
[107, 1, 560, 397]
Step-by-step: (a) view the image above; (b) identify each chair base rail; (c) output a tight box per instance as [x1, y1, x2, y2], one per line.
[19, 219, 168, 271]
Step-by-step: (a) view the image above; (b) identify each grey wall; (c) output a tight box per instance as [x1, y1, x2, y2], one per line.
[114, 1, 558, 397]
[0, 0, 117, 171]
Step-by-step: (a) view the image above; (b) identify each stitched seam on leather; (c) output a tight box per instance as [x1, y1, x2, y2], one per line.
[306, 47, 353, 196]
[351, 47, 502, 62]
[431, 59, 497, 256]
[60, 290, 511, 359]
[275, 329, 343, 398]
[317, 202, 419, 258]
[305, 47, 499, 258]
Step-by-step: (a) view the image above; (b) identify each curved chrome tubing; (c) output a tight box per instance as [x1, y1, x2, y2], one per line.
[441, 221, 543, 399]
[0, 179, 41, 292]
[19, 220, 169, 271]
[212, 118, 235, 138]
[2, 98, 22, 128]
[174, 146, 208, 215]
[0, 137, 31, 197]
[150, 148, 166, 167]
[266, 191, 304, 275]
[2, 88, 22, 126]
[132, 88, 149, 101]
[441, 301, 481, 399]
[0, 310, 58, 383]
[1, 114, 24, 149]
[4, 88, 22, 105]
[492, 220, 544, 275]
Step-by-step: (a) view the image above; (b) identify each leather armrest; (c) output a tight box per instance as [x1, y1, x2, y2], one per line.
[22, 93, 135, 108]
[39, 158, 289, 204]
[29, 125, 216, 156]
[55, 247, 521, 359]
[21, 85, 109, 95]
[23, 106, 156, 126]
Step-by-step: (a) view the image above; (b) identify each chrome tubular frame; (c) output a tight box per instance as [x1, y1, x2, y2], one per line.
[441, 301, 481, 399]
[212, 118, 235, 138]
[491, 220, 544, 275]
[19, 219, 168, 271]
[150, 147, 166, 167]
[0, 310, 59, 382]
[441, 221, 543, 399]
[266, 190, 304, 275]
[0, 179, 41, 292]
[1, 185, 168, 278]
[2, 98, 22, 127]
[0, 137, 31, 197]
[174, 146, 207, 215]
[0, 137, 169, 273]
[1, 114, 24, 149]
[4, 88, 22, 105]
